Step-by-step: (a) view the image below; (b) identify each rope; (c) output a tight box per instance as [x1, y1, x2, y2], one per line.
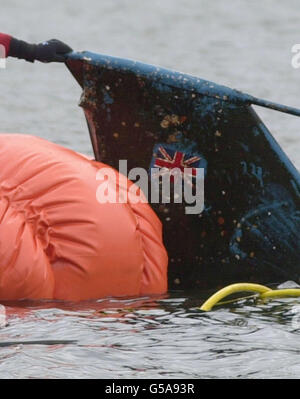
[199, 283, 300, 311]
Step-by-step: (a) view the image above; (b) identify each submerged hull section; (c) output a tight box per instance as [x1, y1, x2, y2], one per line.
[67, 52, 300, 290]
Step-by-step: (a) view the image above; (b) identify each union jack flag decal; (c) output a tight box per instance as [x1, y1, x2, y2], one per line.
[150, 143, 207, 181]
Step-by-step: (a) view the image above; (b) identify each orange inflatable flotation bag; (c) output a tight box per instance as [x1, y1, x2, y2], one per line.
[0, 134, 168, 301]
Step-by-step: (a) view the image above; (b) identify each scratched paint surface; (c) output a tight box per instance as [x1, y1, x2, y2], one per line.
[67, 52, 300, 290]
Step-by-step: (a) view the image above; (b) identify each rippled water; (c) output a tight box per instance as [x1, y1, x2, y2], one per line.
[1, 290, 300, 379]
[0, 0, 300, 379]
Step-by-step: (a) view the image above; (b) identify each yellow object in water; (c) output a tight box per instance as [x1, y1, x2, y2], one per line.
[200, 283, 300, 311]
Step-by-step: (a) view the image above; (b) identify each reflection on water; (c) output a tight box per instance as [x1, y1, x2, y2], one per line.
[1, 292, 300, 378]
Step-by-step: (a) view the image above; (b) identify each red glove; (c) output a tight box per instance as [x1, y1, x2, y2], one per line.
[0, 33, 12, 57]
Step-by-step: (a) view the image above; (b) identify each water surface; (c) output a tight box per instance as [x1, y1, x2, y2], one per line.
[1, 291, 300, 379]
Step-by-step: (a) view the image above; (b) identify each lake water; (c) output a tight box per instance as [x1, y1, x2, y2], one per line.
[0, 0, 299, 379]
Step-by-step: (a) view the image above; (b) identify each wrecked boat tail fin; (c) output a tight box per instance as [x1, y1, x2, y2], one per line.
[66, 51, 300, 290]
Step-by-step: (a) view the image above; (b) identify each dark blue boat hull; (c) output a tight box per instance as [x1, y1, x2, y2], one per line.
[66, 52, 300, 290]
